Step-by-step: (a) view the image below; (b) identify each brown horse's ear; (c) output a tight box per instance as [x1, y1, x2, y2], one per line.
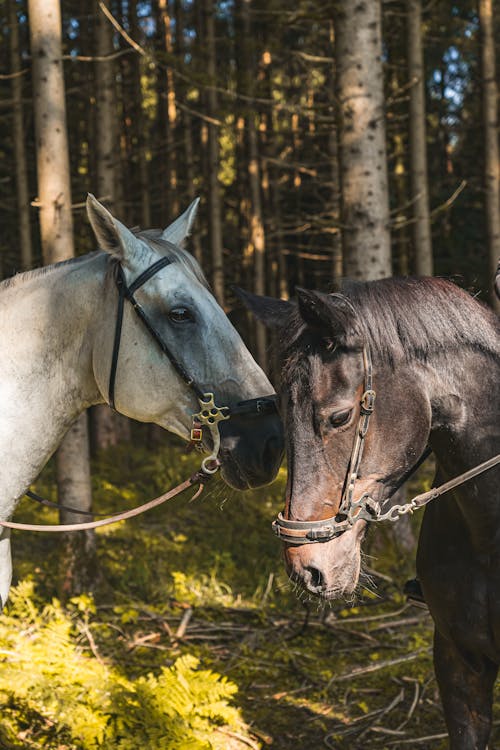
[296, 288, 336, 329]
[296, 288, 360, 346]
[233, 287, 294, 329]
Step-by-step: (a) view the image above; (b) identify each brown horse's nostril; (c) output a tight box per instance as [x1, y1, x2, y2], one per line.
[304, 564, 324, 592]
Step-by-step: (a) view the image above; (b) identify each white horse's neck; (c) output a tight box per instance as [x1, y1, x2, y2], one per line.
[0, 254, 107, 511]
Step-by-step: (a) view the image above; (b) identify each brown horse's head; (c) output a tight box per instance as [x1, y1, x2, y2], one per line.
[237, 282, 434, 599]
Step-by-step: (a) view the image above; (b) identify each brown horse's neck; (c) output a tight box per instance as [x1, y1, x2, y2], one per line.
[427, 348, 500, 531]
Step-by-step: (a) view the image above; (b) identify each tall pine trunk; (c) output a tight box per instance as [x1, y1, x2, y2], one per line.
[334, 0, 391, 280]
[9, 0, 32, 271]
[479, 0, 500, 311]
[158, 0, 179, 218]
[176, 3, 203, 263]
[238, 0, 267, 368]
[407, 0, 433, 276]
[130, 0, 152, 227]
[91, 0, 123, 451]
[327, 20, 342, 285]
[28, 0, 96, 596]
[203, 0, 224, 305]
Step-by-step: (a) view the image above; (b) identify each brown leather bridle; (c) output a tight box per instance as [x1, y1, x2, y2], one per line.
[272, 344, 500, 545]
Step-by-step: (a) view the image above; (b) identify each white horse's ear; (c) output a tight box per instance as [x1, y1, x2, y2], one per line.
[161, 197, 200, 248]
[86, 194, 138, 264]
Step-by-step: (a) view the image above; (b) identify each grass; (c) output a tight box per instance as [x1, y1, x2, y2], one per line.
[2, 434, 496, 749]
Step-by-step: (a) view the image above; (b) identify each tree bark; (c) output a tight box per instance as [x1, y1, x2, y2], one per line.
[28, 0, 95, 595]
[130, 1, 151, 227]
[203, 0, 225, 305]
[238, 0, 267, 369]
[56, 413, 97, 597]
[183, 112, 204, 263]
[327, 20, 342, 286]
[9, 0, 33, 271]
[92, 0, 124, 451]
[334, 0, 392, 280]
[479, 0, 500, 311]
[158, 0, 179, 219]
[176, 2, 203, 264]
[407, 0, 433, 276]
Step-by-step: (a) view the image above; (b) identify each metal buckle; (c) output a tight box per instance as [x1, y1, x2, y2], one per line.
[306, 526, 334, 542]
[192, 393, 230, 474]
[190, 421, 203, 442]
[193, 393, 230, 428]
[360, 389, 376, 414]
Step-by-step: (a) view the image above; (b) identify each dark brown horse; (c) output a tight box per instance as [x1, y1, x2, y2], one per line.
[239, 277, 500, 750]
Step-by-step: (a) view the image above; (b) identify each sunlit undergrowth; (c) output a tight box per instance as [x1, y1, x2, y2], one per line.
[3, 436, 499, 749]
[0, 582, 244, 749]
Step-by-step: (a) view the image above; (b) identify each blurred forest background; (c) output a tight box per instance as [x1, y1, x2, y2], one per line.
[1, 0, 500, 748]
[2, 0, 499, 315]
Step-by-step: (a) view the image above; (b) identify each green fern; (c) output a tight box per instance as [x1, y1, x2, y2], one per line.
[0, 584, 253, 750]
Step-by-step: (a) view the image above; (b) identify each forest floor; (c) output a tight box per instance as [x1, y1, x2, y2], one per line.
[2, 435, 499, 749]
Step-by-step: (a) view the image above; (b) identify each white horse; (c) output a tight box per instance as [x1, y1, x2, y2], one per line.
[0, 195, 283, 606]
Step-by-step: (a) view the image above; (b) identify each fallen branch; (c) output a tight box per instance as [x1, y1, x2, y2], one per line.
[327, 648, 431, 685]
[175, 607, 193, 639]
[388, 731, 448, 745]
[214, 727, 261, 750]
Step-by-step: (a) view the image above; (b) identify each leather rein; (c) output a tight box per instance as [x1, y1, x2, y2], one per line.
[272, 344, 500, 545]
[5, 252, 277, 533]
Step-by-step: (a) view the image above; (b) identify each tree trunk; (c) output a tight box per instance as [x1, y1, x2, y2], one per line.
[56, 414, 97, 597]
[92, 0, 124, 451]
[407, 0, 433, 276]
[327, 19, 342, 286]
[28, 0, 96, 595]
[130, 0, 151, 228]
[9, 0, 33, 271]
[203, 0, 225, 305]
[183, 111, 203, 263]
[176, 2, 203, 264]
[479, 0, 500, 311]
[334, 0, 391, 280]
[158, 0, 179, 218]
[238, 0, 267, 369]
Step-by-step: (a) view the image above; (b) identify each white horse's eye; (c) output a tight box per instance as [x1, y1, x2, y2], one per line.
[169, 307, 193, 323]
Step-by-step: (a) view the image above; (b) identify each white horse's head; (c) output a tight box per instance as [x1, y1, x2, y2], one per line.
[87, 195, 283, 489]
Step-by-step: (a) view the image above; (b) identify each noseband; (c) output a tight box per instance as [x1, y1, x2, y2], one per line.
[272, 344, 500, 545]
[108, 253, 277, 473]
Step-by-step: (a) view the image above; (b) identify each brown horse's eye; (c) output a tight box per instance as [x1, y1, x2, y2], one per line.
[169, 307, 193, 323]
[329, 409, 352, 428]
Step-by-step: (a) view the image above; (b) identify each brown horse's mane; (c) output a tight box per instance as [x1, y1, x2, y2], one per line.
[281, 277, 500, 376]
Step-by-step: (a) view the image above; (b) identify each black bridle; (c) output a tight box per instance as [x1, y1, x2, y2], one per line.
[108, 254, 277, 471]
[272, 344, 500, 545]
